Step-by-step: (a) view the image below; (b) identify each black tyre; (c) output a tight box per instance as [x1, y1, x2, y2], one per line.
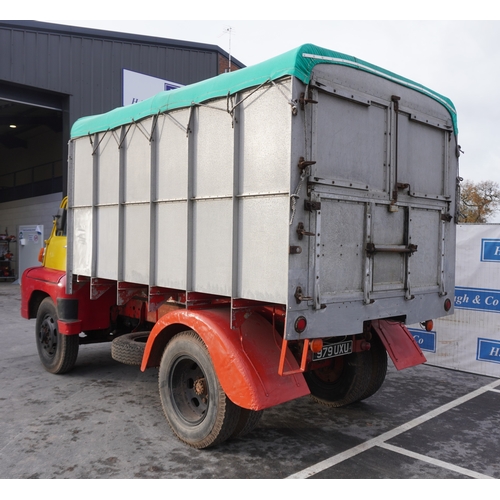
[359, 334, 388, 401]
[158, 331, 240, 449]
[111, 331, 149, 366]
[35, 297, 79, 374]
[231, 408, 264, 439]
[304, 350, 372, 408]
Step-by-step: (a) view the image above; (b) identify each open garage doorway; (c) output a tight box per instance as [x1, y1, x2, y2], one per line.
[0, 84, 68, 281]
[0, 97, 65, 202]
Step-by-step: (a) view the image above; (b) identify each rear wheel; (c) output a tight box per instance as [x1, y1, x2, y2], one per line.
[231, 408, 264, 439]
[304, 350, 372, 408]
[158, 331, 240, 449]
[359, 334, 388, 401]
[35, 297, 79, 374]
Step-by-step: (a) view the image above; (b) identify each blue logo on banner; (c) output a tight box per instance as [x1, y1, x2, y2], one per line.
[164, 82, 182, 91]
[481, 239, 500, 262]
[477, 338, 500, 364]
[454, 286, 500, 313]
[408, 328, 436, 353]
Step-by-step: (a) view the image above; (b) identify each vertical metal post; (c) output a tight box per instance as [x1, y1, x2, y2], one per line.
[66, 140, 75, 295]
[405, 206, 413, 300]
[230, 94, 241, 326]
[149, 115, 159, 299]
[389, 95, 401, 210]
[439, 215, 446, 296]
[185, 107, 195, 303]
[363, 202, 373, 304]
[117, 126, 126, 283]
[312, 191, 322, 311]
[90, 133, 99, 283]
[440, 130, 452, 297]
[443, 131, 451, 198]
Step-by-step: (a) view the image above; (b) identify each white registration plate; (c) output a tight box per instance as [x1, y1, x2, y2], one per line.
[313, 340, 353, 361]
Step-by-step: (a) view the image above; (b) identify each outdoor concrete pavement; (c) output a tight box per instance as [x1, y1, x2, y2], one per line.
[1, 282, 499, 479]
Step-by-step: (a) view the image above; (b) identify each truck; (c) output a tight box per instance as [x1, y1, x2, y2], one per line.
[21, 44, 460, 449]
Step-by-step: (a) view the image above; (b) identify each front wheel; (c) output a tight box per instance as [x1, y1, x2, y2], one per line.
[35, 297, 79, 374]
[158, 331, 240, 449]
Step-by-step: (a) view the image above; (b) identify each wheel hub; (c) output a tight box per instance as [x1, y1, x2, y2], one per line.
[39, 315, 57, 356]
[170, 358, 209, 425]
[193, 378, 207, 396]
[314, 357, 344, 383]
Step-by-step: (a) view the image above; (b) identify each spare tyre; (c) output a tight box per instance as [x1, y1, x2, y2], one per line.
[111, 331, 150, 366]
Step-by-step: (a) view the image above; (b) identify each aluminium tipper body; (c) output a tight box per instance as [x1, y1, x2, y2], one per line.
[68, 44, 459, 340]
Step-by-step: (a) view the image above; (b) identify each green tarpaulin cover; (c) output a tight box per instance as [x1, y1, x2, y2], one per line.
[71, 43, 457, 138]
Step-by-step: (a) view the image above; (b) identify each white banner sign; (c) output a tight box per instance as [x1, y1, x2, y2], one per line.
[409, 224, 500, 377]
[122, 69, 183, 106]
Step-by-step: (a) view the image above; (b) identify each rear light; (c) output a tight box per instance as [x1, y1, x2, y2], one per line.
[424, 320, 434, 331]
[444, 298, 452, 311]
[309, 338, 323, 353]
[360, 340, 371, 351]
[294, 316, 307, 333]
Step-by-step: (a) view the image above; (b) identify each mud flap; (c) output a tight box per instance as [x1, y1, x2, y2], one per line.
[371, 319, 427, 370]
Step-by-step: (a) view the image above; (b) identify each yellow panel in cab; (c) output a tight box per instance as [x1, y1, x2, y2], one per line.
[43, 197, 67, 271]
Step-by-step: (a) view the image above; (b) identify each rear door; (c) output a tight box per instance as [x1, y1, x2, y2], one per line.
[307, 69, 453, 311]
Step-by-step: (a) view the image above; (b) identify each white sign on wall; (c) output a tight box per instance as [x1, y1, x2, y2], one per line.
[122, 69, 183, 106]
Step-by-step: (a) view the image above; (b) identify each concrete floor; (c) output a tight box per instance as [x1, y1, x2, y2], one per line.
[1, 282, 499, 479]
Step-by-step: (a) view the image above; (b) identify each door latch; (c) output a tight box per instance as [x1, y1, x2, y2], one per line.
[296, 222, 315, 240]
[294, 286, 312, 304]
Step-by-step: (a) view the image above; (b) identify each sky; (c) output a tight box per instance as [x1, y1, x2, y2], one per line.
[5, 3, 500, 213]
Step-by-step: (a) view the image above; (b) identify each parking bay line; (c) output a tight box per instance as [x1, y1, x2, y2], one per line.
[378, 442, 493, 479]
[287, 378, 500, 479]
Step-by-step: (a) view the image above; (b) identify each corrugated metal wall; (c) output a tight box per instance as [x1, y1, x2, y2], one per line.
[0, 22, 241, 275]
[0, 21, 237, 126]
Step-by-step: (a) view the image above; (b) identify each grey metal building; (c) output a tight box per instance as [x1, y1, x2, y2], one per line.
[0, 20, 244, 279]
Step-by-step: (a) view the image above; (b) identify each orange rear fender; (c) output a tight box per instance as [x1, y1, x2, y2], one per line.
[141, 308, 309, 411]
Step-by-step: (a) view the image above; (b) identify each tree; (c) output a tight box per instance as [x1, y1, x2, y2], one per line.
[459, 179, 500, 223]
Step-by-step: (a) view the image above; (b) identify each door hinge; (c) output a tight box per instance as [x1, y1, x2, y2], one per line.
[299, 92, 318, 110]
[298, 156, 316, 170]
